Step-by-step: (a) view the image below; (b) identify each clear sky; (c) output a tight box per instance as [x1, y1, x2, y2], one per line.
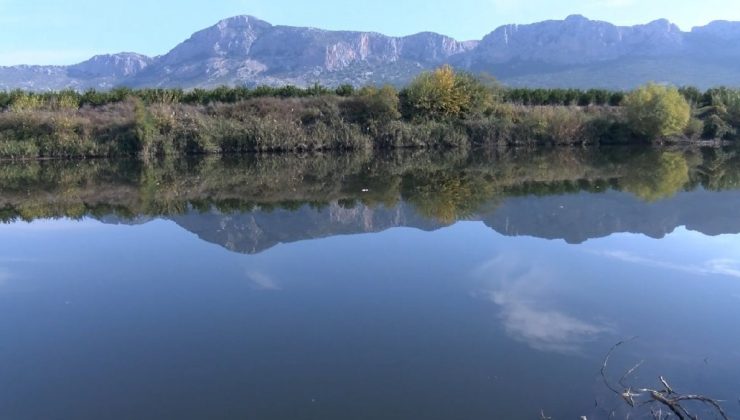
[1, 0, 739, 65]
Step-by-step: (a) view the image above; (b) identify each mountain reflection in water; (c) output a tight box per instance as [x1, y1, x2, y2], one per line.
[2, 146, 740, 420]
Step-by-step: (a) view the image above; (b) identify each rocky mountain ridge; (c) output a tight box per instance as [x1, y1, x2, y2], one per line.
[2, 15, 740, 90]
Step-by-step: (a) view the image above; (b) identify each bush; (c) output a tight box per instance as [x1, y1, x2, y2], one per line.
[697, 87, 740, 140]
[9, 92, 44, 112]
[684, 118, 705, 140]
[400, 65, 495, 121]
[624, 83, 691, 140]
[335, 84, 355, 97]
[340, 86, 400, 129]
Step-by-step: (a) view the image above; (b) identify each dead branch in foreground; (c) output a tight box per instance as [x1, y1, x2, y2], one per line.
[601, 339, 729, 420]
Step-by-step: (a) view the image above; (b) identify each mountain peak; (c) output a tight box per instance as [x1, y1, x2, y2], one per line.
[691, 20, 740, 40]
[156, 15, 273, 68]
[564, 14, 589, 22]
[215, 15, 273, 30]
[643, 18, 679, 30]
[68, 52, 152, 78]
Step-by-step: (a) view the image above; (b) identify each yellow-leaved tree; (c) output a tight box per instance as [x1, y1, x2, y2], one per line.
[624, 83, 691, 140]
[401, 65, 496, 121]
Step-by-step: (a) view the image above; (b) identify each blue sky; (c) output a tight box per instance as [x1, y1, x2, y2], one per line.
[1, 0, 739, 65]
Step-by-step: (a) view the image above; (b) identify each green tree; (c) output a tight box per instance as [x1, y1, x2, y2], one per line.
[624, 83, 691, 140]
[697, 87, 740, 139]
[335, 84, 355, 97]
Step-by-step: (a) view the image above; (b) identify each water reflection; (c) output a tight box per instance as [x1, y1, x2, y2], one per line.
[3, 146, 740, 252]
[2, 148, 740, 419]
[598, 249, 740, 279]
[473, 254, 610, 353]
[0, 267, 9, 286]
[245, 270, 283, 291]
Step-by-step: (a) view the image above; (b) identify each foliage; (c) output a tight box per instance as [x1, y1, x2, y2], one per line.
[624, 83, 691, 140]
[335, 84, 355, 97]
[696, 87, 740, 140]
[400, 65, 495, 121]
[1, 79, 740, 159]
[504, 88, 624, 107]
[8, 92, 44, 112]
[340, 85, 401, 129]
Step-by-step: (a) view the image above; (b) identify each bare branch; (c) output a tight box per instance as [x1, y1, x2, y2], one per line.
[674, 395, 729, 420]
[648, 390, 688, 420]
[601, 341, 729, 420]
[660, 376, 674, 395]
[619, 360, 645, 389]
[601, 337, 639, 395]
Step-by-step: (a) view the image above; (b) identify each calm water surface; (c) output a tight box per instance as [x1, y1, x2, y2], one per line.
[1, 147, 740, 419]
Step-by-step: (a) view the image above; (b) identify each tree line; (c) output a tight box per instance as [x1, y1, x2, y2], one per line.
[1, 76, 734, 113]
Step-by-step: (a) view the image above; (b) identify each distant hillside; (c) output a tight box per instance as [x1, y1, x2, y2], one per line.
[2, 15, 740, 90]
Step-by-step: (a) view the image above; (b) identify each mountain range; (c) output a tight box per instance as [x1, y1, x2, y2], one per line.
[2, 14, 740, 91]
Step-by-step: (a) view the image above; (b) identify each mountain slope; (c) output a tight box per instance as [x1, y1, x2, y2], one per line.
[0, 53, 152, 91]
[131, 15, 475, 88]
[2, 15, 740, 90]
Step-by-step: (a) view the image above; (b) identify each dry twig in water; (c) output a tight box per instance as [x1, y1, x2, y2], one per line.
[601, 339, 729, 420]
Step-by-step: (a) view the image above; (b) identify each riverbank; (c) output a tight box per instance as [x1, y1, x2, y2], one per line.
[1, 69, 738, 159]
[0, 98, 631, 159]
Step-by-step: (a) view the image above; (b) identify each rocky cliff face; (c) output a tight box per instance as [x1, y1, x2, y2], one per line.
[2, 15, 740, 90]
[466, 15, 683, 66]
[131, 16, 475, 88]
[68, 53, 152, 78]
[162, 16, 273, 65]
[455, 15, 693, 84]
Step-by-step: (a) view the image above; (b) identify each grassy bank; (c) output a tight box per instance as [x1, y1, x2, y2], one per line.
[1, 68, 738, 159]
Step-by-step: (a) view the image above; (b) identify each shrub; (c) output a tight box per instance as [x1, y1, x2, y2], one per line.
[679, 86, 702, 105]
[684, 118, 705, 140]
[335, 84, 355, 97]
[697, 87, 740, 140]
[624, 83, 691, 140]
[400, 65, 495, 121]
[51, 90, 81, 111]
[340, 85, 401, 129]
[9, 92, 43, 112]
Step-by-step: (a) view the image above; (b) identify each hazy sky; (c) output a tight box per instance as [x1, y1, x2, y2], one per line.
[1, 0, 739, 65]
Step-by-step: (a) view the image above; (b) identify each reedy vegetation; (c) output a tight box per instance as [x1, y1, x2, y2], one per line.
[0, 66, 738, 159]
